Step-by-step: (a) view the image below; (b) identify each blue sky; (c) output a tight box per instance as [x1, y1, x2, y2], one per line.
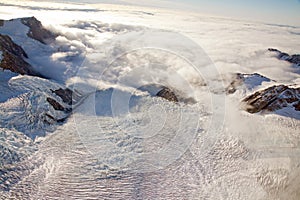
[55, 0, 300, 26]
[178, 0, 300, 26]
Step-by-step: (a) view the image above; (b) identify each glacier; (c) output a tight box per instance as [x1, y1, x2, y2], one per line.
[0, 1, 300, 199]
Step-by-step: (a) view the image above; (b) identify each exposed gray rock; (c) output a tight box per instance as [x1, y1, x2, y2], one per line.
[44, 88, 83, 123]
[0, 34, 39, 76]
[138, 84, 196, 104]
[46, 97, 65, 111]
[156, 87, 179, 102]
[20, 17, 57, 44]
[51, 88, 82, 106]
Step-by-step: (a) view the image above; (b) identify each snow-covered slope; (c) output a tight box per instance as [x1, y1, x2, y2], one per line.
[0, 33, 40, 76]
[0, 17, 84, 82]
[226, 73, 272, 94]
[242, 85, 300, 119]
[0, 73, 83, 139]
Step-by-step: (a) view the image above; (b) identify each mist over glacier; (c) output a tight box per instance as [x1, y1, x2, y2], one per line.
[0, 0, 300, 199]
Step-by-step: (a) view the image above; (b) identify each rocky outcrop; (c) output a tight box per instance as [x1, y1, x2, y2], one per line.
[226, 73, 271, 94]
[155, 86, 196, 104]
[46, 97, 65, 111]
[0, 34, 39, 76]
[269, 48, 300, 66]
[242, 85, 300, 114]
[0, 16, 82, 128]
[44, 88, 83, 122]
[156, 87, 179, 102]
[51, 88, 82, 106]
[138, 84, 196, 104]
[0, 17, 58, 76]
[20, 17, 57, 44]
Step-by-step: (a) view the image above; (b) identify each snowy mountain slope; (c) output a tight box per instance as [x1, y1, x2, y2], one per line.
[225, 72, 300, 119]
[0, 17, 85, 82]
[242, 85, 300, 119]
[0, 70, 21, 102]
[2, 95, 299, 199]
[0, 16, 298, 199]
[0, 72, 85, 193]
[0, 33, 40, 76]
[0, 128, 35, 167]
[20, 16, 57, 44]
[226, 72, 273, 94]
[0, 74, 83, 139]
[0, 16, 87, 140]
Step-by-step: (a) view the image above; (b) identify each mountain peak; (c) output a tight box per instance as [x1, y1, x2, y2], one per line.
[0, 34, 38, 76]
[242, 84, 300, 118]
[20, 16, 57, 44]
[269, 48, 300, 67]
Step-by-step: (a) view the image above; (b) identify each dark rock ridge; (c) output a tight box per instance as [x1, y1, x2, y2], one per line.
[156, 87, 196, 104]
[156, 87, 179, 102]
[46, 97, 65, 111]
[269, 48, 300, 66]
[45, 88, 83, 123]
[138, 84, 196, 104]
[24, 88, 83, 127]
[242, 85, 300, 114]
[0, 18, 81, 124]
[0, 16, 81, 125]
[226, 73, 271, 94]
[0, 34, 39, 76]
[20, 17, 57, 44]
[51, 88, 82, 106]
[0, 17, 58, 76]
[46, 88, 82, 119]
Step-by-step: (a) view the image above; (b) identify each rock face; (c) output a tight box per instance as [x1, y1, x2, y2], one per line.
[269, 48, 300, 66]
[45, 88, 83, 116]
[45, 88, 82, 123]
[138, 84, 196, 104]
[46, 97, 65, 111]
[156, 87, 179, 102]
[0, 34, 39, 76]
[0, 16, 82, 134]
[51, 88, 82, 106]
[0, 17, 59, 76]
[242, 85, 300, 114]
[226, 73, 271, 94]
[20, 17, 57, 44]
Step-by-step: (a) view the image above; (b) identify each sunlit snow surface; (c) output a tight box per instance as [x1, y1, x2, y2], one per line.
[0, 0, 300, 199]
